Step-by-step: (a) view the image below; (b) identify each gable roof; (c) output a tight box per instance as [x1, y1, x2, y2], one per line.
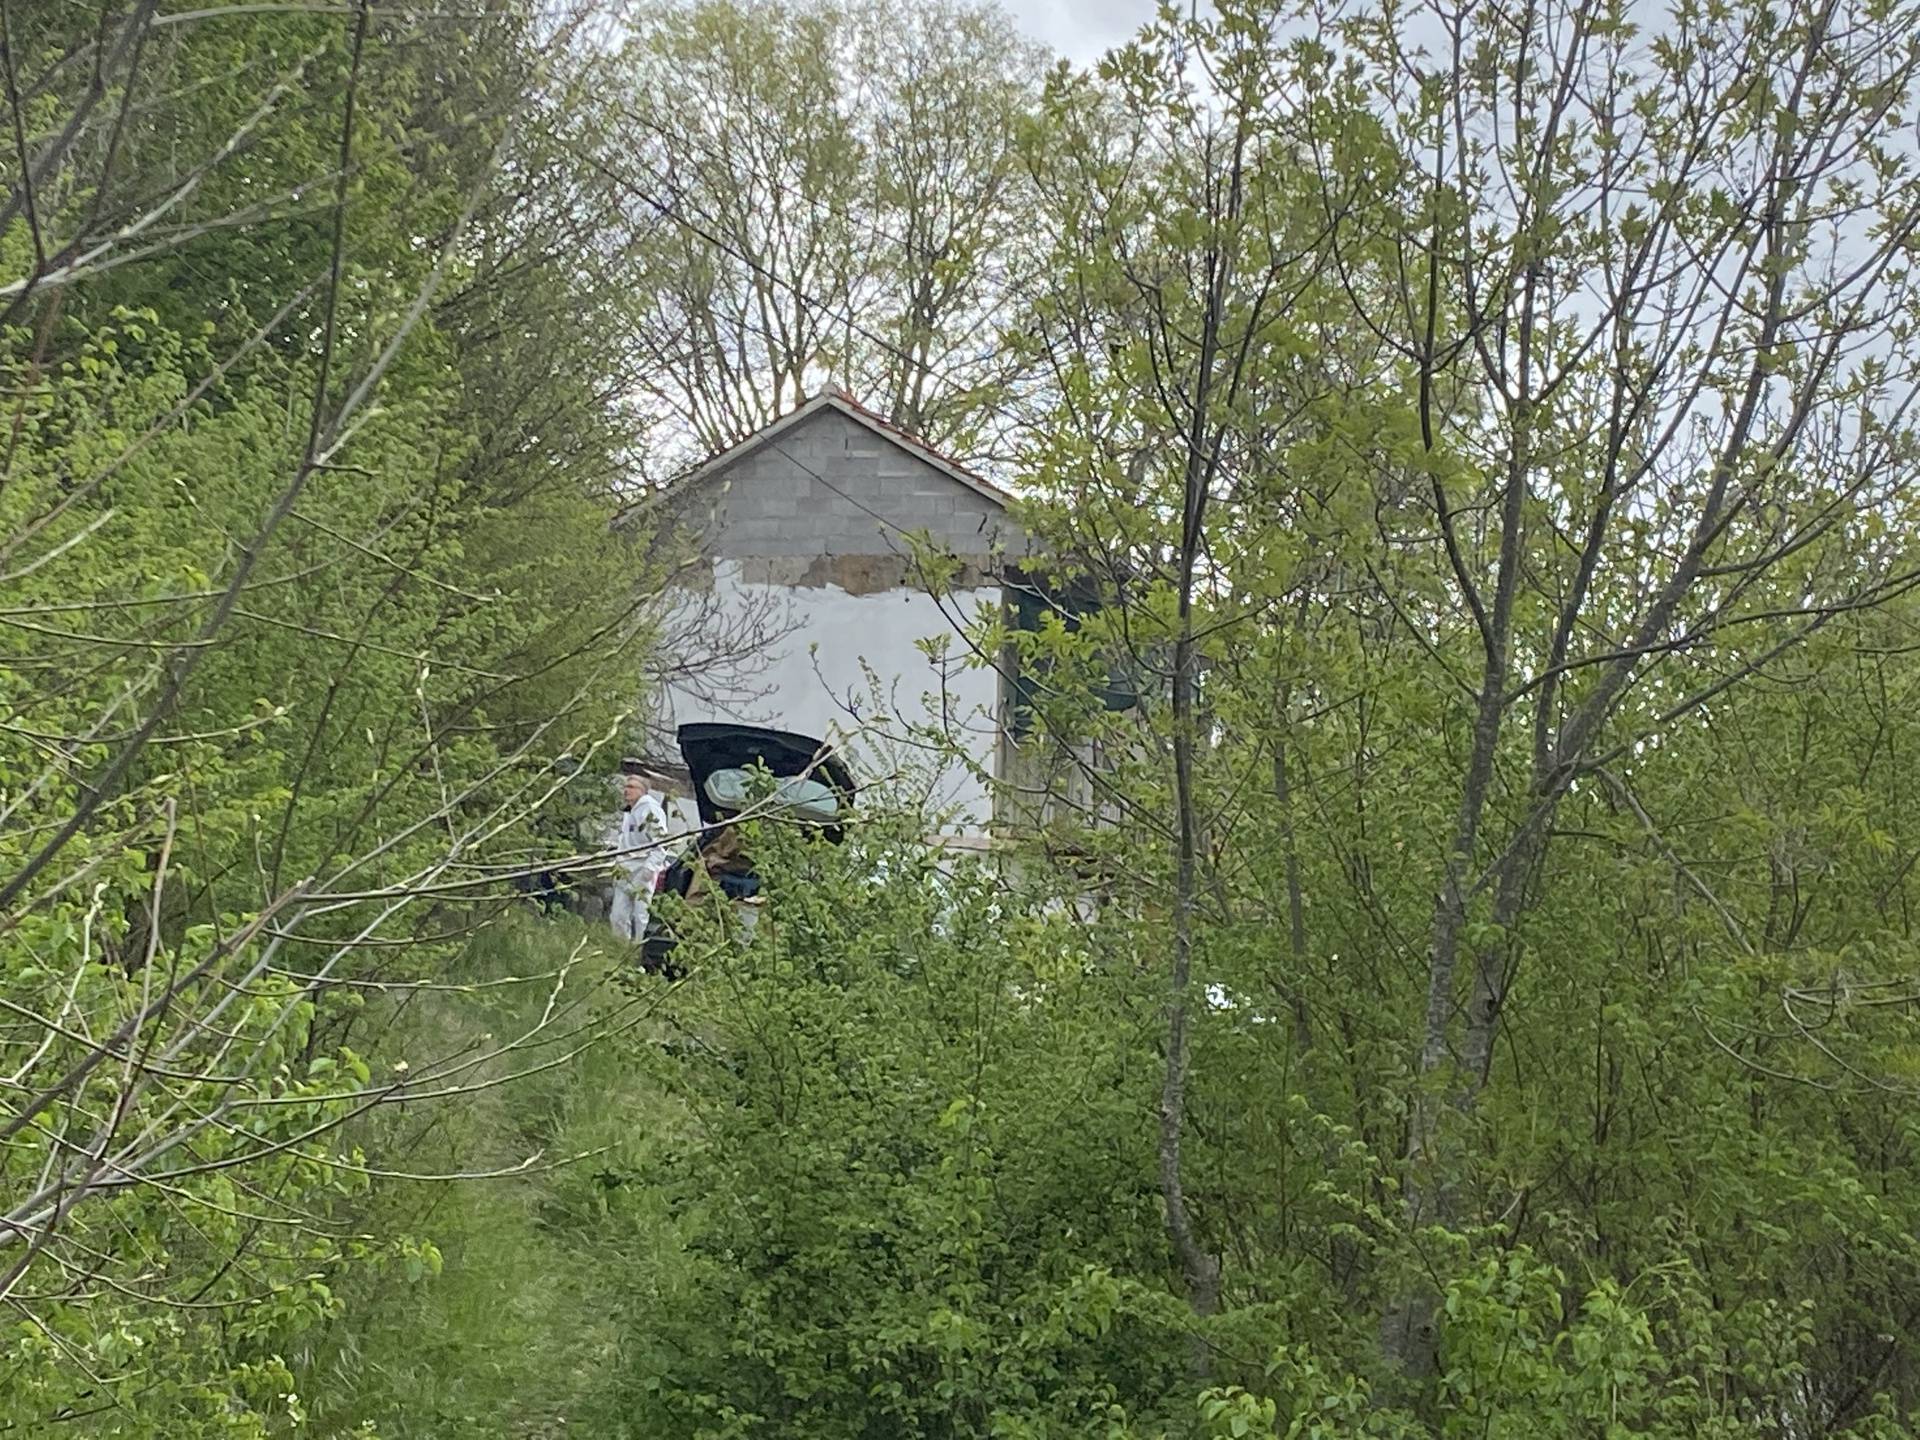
[616, 390, 1010, 528]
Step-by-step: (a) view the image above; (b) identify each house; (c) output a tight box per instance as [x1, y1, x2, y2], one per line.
[632, 389, 1035, 847]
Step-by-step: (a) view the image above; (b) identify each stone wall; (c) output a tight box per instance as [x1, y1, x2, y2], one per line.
[660, 406, 1022, 564]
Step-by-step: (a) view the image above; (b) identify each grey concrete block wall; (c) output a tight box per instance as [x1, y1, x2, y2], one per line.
[666, 408, 1024, 564]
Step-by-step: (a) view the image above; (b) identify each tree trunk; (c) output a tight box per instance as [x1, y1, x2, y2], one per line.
[1274, 737, 1312, 1053]
[1157, 125, 1249, 1345]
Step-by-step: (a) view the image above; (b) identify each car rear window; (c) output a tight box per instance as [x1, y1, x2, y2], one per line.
[703, 768, 841, 824]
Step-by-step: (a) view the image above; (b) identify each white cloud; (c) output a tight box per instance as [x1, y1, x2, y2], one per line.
[1001, 0, 1162, 66]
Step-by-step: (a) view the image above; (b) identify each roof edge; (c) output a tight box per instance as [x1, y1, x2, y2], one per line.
[613, 390, 1010, 529]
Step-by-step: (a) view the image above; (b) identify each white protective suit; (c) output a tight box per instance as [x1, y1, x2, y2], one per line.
[608, 791, 669, 942]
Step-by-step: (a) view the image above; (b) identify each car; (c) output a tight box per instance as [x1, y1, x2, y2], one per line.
[639, 722, 857, 975]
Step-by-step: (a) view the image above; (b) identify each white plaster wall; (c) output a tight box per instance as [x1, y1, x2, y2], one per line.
[656, 560, 1002, 837]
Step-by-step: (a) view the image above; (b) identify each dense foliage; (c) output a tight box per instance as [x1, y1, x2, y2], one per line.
[10, 0, 1920, 1436]
[0, 3, 657, 1431]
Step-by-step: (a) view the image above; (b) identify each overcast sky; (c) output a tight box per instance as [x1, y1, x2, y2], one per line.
[1002, 0, 1162, 66]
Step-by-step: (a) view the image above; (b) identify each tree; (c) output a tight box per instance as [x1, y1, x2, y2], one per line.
[1002, 0, 1393, 1339]
[1319, 0, 1920, 1379]
[0, 3, 671, 1429]
[988, 0, 1920, 1421]
[598, 0, 1046, 471]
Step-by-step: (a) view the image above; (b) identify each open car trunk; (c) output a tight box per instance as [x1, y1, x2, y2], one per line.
[676, 722, 857, 839]
[640, 724, 856, 975]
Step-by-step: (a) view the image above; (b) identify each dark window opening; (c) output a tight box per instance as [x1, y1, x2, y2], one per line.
[1004, 575, 1138, 741]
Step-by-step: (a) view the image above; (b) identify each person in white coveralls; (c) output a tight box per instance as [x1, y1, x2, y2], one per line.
[608, 758, 669, 942]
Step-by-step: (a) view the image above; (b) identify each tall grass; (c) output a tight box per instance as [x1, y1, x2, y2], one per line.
[299, 911, 689, 1439]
